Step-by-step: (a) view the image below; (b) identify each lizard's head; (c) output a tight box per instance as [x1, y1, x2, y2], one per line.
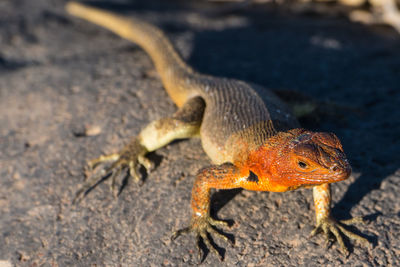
[248, 129, 351, 191]
[274, 129, 351, 189]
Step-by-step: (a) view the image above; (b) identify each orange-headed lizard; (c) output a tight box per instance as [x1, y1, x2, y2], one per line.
[66, 1, 369, 260]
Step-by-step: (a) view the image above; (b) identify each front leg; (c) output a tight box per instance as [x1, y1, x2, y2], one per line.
[311, 183, 369, 255]
[172, 163, 248, 261]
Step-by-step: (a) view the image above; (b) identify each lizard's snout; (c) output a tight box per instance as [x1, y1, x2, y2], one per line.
[319, 146, 351, 180]
[330, 158, 351, 180]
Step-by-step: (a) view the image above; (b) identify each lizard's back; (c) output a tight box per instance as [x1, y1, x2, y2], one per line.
[66, 2, 299, 164]
[186, 75, 299, 163]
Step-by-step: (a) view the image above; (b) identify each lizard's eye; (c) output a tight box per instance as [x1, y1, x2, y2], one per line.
[297, 161, 308, 169]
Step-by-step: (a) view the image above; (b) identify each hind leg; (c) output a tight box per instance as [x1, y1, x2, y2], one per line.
[73, 96, 205, 203]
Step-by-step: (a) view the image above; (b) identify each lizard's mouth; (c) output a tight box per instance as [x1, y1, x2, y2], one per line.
[298, 165, 351, 184]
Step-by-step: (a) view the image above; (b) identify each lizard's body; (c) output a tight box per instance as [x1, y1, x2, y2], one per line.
[67, 2, 368, 260]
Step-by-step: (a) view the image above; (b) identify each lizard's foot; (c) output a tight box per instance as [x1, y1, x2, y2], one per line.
[171, 215, 233, 261]
[309, 216, 370, 255]
[73, 138, 153, 204]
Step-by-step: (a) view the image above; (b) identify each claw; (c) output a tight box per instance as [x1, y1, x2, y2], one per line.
[171, 215, 231, 261]
[73, 138, 151, 203]
[209, 217, 230, 228]
[128, 161, 141, 183]
[340, 216, 365, 225]
[138, 155, 154, 171]
[88, 153, 120, 170]
[328, 222, 348, 255]
[171, 227, 191, 240]
[195, 235, 203, 262]
[109, 166, 123, 198]
[199, 230, 222, 261]
[309, 226, 320, 238]
[206, 225, 233, 246]
[310, 216, 369, 255]
[337, 218, 370, 247]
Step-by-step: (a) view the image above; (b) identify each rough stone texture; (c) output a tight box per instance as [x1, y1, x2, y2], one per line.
[0, 0, 399, 266]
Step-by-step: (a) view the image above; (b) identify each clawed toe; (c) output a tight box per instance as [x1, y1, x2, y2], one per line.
[138, 155, 154, 171]
[171, 216, 232, 261]
[88, 153, 120, 170]
[340, 216, 365, 225]
[209, 217, 230, 228]
[310, 216, 370, 255]
[73, 139, 152, 203]
[198, 229, 223, 261]
[128, 161, 141, 183]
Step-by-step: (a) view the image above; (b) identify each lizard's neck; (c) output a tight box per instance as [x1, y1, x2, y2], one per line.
[235, 128, 308, 192]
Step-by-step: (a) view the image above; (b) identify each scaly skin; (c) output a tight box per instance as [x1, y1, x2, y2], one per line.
[66, 2, 369, 260]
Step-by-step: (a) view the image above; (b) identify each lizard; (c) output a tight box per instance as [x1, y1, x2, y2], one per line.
[66, 1, 369, 260]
